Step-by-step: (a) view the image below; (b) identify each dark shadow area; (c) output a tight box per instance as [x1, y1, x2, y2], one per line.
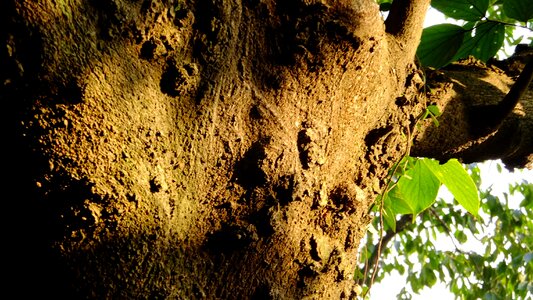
[0, 1, 181, 297]
[204, 224, 256, 254]
[364, 125, 393, 148]
[233, 140, 268, 189]
[252, 283, 275, 300]
[297, 129, 312, 169]
[1, 2, 77, 297]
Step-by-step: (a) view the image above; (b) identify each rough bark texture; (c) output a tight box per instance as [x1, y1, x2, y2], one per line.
[413, 56, 533, 169]
[2, 0, 529, 299]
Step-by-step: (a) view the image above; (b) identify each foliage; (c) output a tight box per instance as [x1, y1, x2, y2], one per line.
[415, 0, 533, 68]
[360, 1, 533, 299]
[381, 157, 480, 232]
[364, 164, 533, 299]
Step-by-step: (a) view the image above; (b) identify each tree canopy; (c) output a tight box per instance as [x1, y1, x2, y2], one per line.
[360, 1, 533, 298]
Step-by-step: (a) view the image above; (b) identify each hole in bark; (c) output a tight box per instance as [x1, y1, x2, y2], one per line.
[160, 60, 181, 96]
[274, 175, 295, 205]
[233, 141, 267, 189]
[395, 95, 408, 107]
[205, 224, 254, 253]
[250, 206, 275, 237]
[140, 39, 157, 59]
[160, 59, 199, 98]
[329, 187, 356, 213]
[249, 105, 261, 119]
[344, 229, 356, 250]
[298, 264, 318, 277]
[309, 237, 320, 261]
[252, 284, 274, 300]
[183, 63, 196, 76]
[297, 129, 312, 169]
[297, 263, 320, 288]
[364, 126, 393, 148]
[172, 8, 190, 27]
[140, 38, 166, 60]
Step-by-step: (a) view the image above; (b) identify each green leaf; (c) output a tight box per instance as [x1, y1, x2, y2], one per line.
[503, 0, 533, 22]
[496, 163, 503, 173]
[423, 159, 480, 217]
[353, 266, 363, 280]
[524, 252, 533, 264]
[427, 105, 442, 117]
[409, 272, 422, 293]
[454, 230, 468, 243]
[387, 186, 413, 215]
[382, 194, 397, 232]
[453, 21, 505, 62]
[417, 24, 466, 68]
[431, 0, 490, 21]
[397, 263, 406, 275]
[379, 2, 392, 11]
[520, 184, 533, 209]
[421, 265, 438, 287]
[391, 159, 441, 216]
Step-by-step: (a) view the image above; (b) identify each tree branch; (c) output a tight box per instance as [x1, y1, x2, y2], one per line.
[469, 58, 533, 137]
[361, 214, 414, 286]
[428, 208, 466, 254]
[385, 0, 431, 58]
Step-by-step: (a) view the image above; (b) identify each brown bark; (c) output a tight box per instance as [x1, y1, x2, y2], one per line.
[412, 56, 533, 169]
[4, 0, 529, 299]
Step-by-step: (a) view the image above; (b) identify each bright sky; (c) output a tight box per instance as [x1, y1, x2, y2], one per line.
[369, 7, 533, 300]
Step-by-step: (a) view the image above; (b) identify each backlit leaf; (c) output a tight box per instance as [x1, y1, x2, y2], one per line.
[382, 194, 397, 232]
[417, 24, 465, 68]
[421, 265, 438, 287]
[431, 0, 489, 21]
[453, 21, 505, 62]
[392, 160, 441, 216]
[423, 159, 480, 217]
[503, 0, 533, 22]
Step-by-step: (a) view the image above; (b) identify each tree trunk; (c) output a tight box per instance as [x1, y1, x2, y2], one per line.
[2, 0, 529, 298]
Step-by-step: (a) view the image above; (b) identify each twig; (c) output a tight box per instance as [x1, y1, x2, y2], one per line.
[428, 208, 465, 254]
[363, 214, 414, 286]
[363, 124, 414, 297]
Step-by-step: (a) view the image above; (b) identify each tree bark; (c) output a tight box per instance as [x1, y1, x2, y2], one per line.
[4, 0, 529, 299]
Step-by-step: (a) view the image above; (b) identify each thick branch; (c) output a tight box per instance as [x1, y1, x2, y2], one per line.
[411, 53, 533, 169]
[469, 59, 533, 136]
[385, 0, 430, 59]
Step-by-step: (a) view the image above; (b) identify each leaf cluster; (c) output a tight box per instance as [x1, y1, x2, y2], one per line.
[365, 164, 533, 299]
[415, 0, 533, 68]
[380, 157, 480, 232]
[373, 105, 480, 233]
